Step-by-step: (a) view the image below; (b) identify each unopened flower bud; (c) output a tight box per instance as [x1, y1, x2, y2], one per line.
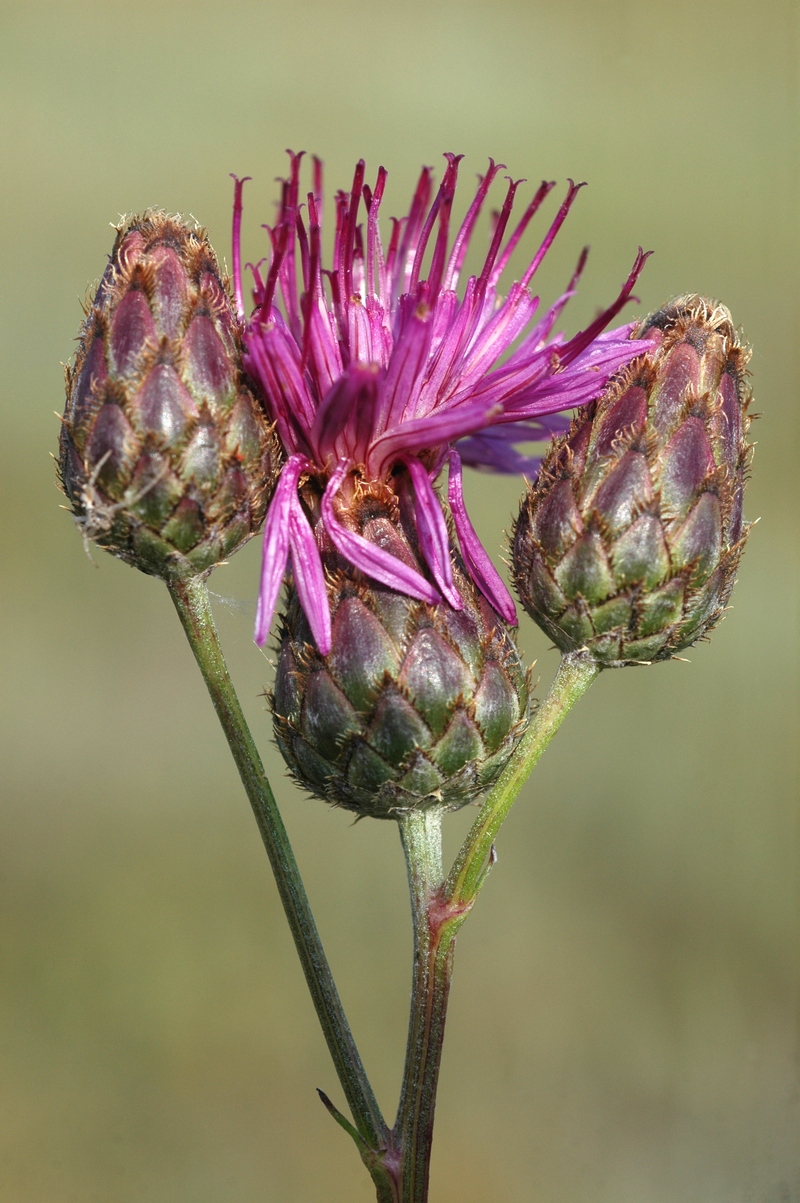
[512, 296, 753, 666]
[272, 480, 529, 819]
[58, 211, 278, 579]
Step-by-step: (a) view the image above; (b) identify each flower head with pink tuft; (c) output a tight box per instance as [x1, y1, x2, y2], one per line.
[233, 153, 653, 654]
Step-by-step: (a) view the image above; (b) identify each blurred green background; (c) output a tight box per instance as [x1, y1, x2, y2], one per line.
[1, 1, 798, 1199]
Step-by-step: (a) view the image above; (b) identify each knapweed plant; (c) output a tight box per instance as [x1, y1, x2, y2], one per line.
[58, 152, 753, 1202]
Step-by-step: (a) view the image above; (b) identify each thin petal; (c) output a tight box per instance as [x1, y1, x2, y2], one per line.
[488, 179, 556, 288]
[370, 304, 434, 443]
[310, 364, 382, 466]
[403, 456, 462, 609]
[254, 454, 309, 646]
[321, 460, 441, 603]
[520, 180, 586, 288]
[365, 165, 388, 302]
[246, 317, 317, 439]
[457, 436, 544, 475]
[498, 337, 654, 419]
[557, 248, 653, 366]
[370, 398, 501, 472]
[443, 159, 505, 292]
[396, 166, 434, 297]
[448, 281, 540, 395]
[288, 495, 332, 654]
[458, 329, 651, 422]
[346, 294, 373, 362]
[447, 452, 517, 623]
[456, 415, 571, 474]
[410, 278, 481, 419]
[230, 174, 251, 320]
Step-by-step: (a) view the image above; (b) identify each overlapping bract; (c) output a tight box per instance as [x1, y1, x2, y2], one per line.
[59, 212, 277, 579]
[512, 296, 753, 665]
[272, 487, 529, 818]
[237, 153, 653, 653]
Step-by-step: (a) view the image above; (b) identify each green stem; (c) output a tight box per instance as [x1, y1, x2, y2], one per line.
[446, 650, 601, 908]
[168, 576, 388, 1156]
[393, 809, 465, 1203]
[170, 580, 599, 1203]
[376, 654, 600, 1203]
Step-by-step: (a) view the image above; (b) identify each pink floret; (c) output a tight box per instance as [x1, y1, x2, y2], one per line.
[235, 152, 653, 650]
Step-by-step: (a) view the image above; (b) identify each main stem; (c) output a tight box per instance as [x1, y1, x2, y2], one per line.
[168, 576, 387, 1153]
[394, 809, 460, 1203]
[387, 652, 601, 1203]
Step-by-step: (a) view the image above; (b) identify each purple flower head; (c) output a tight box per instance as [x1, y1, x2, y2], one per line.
[233, 153, 653, 654]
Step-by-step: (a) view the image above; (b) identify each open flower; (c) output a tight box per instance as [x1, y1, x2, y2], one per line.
[234, 152, 652, 654]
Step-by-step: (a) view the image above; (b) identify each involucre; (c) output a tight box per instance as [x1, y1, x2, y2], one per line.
[272, 483, 529, 819]
[512, 296, 753, 666]
[59, 212, 279, 580]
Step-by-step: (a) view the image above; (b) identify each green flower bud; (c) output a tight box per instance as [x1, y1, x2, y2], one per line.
[512, 296, 753, 666]
[272, 486, 529, 819]
[58, 211, 279, 580]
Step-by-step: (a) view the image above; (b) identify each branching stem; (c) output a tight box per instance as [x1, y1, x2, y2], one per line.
[446, 651, 601, 908]
[171, 576, 599, 1203]
[168, 576, 390, 1167]
[385, 651, 600, 1201]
